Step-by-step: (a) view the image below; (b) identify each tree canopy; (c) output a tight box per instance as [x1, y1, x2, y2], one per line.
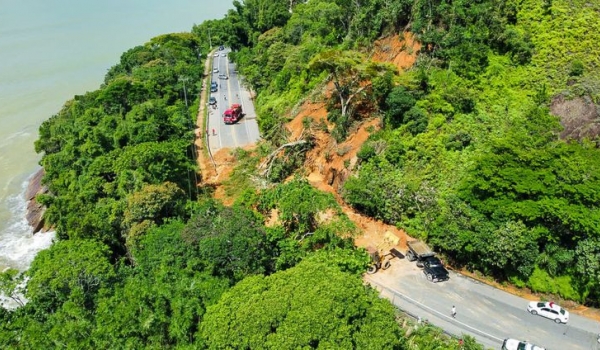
[200, 260, 405, 349]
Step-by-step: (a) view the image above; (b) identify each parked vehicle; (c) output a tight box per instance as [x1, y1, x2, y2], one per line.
[527, 301, 569, 324]
[406, 240, 449, 282]
[421, 256, 449, 282]
[209, 97, 217, 105]
[223, 103, 243, 124]
[502, 338, 545, 350]
[213, 52, 219, 57]
[213, 68, 219, 73]
[210, 81, 218, 92]
[406, 240, 435, 262]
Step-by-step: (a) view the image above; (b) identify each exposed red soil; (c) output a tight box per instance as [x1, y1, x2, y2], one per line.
[287, 101, 407, 252]
[284, 33, 422, 252]
[371, 32, 422, 72]
[207, 148, 239, 206]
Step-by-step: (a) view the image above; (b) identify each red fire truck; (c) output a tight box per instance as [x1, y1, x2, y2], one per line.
[223, 103, 243, 124]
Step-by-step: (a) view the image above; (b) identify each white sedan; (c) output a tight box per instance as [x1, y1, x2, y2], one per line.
[527, 301, 569, 324]
[502, 338, 545, 350]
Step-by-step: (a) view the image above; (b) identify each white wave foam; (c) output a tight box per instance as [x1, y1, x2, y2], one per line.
[0, 174, 55, 310]
[0, 174, 55, 272]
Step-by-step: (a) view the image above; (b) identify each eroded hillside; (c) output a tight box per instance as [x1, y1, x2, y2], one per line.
[201, 33, 419, 252]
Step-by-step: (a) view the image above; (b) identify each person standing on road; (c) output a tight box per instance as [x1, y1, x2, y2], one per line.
[451, 305, 456, 318]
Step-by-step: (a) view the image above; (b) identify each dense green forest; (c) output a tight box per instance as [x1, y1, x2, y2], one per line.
[0, 0, 599, 348]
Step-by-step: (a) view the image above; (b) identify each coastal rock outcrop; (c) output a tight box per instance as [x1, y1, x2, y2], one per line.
[25, 168, 48, 233]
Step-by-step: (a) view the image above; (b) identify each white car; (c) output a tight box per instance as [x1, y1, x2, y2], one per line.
[527, 301, 569, 324]
[502, 338, 545, 350]
[213, 52, 219, 57]
[213, 68, 219, 73]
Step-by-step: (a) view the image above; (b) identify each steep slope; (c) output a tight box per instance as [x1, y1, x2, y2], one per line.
[254, 34, 421, 251]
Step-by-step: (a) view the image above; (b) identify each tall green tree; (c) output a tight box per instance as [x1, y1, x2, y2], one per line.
[181, 201, 273, 282]
[93, 222, 229, 348]
[199, 260, 405, 349]
[122, 181, 187, 254]
[257, 178, 339, 234]
[231, 0, 297, 45]
[309, 50, 397, 120]
[284, 0, 345, 45]
[26, 240, 116, 313]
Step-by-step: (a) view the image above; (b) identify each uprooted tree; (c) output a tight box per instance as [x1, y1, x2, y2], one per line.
[308, 50, 397, 120]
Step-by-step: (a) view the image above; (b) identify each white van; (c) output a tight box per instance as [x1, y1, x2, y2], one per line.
[502, 338, 545, 350]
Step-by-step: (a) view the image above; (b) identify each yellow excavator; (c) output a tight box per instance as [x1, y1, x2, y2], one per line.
[365, 231, 402, 274]
[366, 246, 392, 274]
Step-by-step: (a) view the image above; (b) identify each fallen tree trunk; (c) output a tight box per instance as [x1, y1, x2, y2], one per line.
[259, 140, 308, 177]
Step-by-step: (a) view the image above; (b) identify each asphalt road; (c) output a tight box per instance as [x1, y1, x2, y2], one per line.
[206, 48, 260, 152]
[366, 258, 600, 350]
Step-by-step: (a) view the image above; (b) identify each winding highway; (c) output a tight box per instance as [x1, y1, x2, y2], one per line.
[367, 259, 600, 349]
[206, 48, 260, 152]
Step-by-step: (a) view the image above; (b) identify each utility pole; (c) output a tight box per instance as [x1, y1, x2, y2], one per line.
[179, 76, 189, 108]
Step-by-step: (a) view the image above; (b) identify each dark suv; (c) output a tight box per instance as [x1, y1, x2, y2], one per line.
[422, 256, 449, 282]
[210, 82, 218, 92]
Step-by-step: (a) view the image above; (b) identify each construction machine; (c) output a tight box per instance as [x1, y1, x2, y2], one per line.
[365, 231, 402, 274]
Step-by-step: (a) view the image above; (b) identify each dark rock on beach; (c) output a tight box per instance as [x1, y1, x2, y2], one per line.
[25, 168, 48, 233]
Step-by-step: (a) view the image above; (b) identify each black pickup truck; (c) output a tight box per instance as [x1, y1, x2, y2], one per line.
[406, 240, 449, 282]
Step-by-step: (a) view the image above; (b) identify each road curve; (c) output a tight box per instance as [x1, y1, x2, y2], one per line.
[366, 258, 600, 350]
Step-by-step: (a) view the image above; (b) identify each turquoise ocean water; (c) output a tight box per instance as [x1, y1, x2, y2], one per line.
[0, 0, 231, 270]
